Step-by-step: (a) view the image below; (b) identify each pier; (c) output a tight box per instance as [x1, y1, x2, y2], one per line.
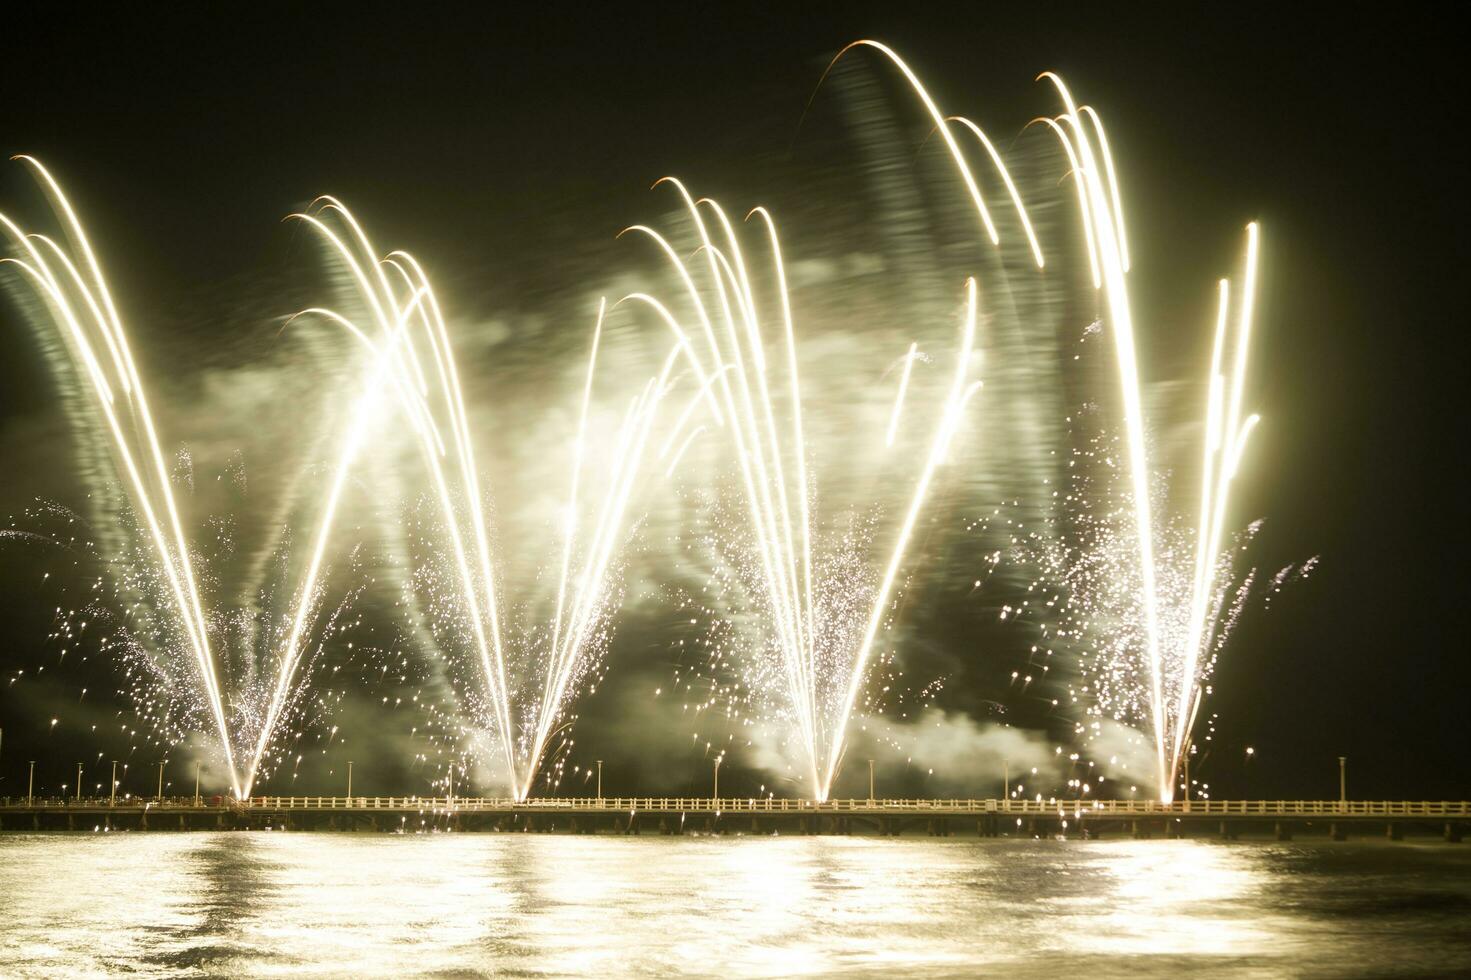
[1, 796, 1465, 839]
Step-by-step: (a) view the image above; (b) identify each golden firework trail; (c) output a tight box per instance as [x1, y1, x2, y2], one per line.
[0, 163, 427, 797]
[621, 177, 988, 800]
[2, 163, 699, 800]
[1, 157, 242, 797]
[619, 39, 1040, 800]
[1032, 75, 1262, 802]
[1, 43, 1270, 804]
[294, 203, 696, 800]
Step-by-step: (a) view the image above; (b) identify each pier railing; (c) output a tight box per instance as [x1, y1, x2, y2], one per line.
[234, 797, 1471, 817]
[4, 796, 1468, 817]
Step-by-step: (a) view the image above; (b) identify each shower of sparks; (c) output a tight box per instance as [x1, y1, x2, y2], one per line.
[0, 42, 1294, 802]
[290, 203, 696, 800]
[1030, 73, 1264, 801]
[0, 173, 686, 800]
[970, 395, 1313, 799]
[620, 180, 984, 801]
[1, 158, 242, 796]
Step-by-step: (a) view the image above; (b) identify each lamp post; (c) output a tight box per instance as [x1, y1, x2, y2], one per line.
[712, 757, 721, 803]
[1003, 759, 1009, 801]
[193, 762, 201, 807]
[27, 760, 35, 806]
[868, 759, 875, 803]
[1338, 756, 1347, 806]
[346, 760, 353, 801]
[1244, 746, 1255, 802]
[76, 763, 83, 802]
[157, 762, 164, 801]
[110, 760, 117, 806]
[596, 760, 603, 801]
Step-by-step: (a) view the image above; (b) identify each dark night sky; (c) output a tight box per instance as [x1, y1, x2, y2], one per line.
[1, 6, 1465, 801]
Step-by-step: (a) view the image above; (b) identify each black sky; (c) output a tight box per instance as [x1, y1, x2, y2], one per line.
[1, 6, 1465, 800]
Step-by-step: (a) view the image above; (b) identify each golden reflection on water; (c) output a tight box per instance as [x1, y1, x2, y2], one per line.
[1, 834, 1467, 977]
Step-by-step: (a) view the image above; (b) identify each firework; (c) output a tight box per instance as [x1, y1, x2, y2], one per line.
[620, 178, 984, 800]
[291, 201, 698, 799]
[1032, 76, 1262, 800]
[1, 158, 242, 795]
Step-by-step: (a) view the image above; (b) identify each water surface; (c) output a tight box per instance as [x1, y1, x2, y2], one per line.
[2, 834, 1468, 977]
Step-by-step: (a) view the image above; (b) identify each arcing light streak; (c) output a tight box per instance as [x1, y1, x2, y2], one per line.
[1034, 75, 1167, 794]
[1171, 228, 1259, 779]
[286, 203, 519, 793]
[623, 182, 983, 800]
[818, 40, 1046, 269]
[886, 342, 918, 447]
[1, 158, 241, 798]
[822, 280, 981, 793]
[1035, 76, 1263, 801]
[299, 204, 692, 800]
[0, 167, 521, 799]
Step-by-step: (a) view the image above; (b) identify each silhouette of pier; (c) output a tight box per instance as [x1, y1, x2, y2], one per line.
[1, 796, 1466, 839]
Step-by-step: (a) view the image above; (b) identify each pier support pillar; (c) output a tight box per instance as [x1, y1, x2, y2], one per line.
[1218, 821, 1237, 840]
[1131, 820, 1150, 840]
[69, 813, 76, 832]
[1275, 821, 1293, 841]
[1331, 823, 1348, 841]
[1386, 822, 1403, 841]
[1445, 823, 1463, 843]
